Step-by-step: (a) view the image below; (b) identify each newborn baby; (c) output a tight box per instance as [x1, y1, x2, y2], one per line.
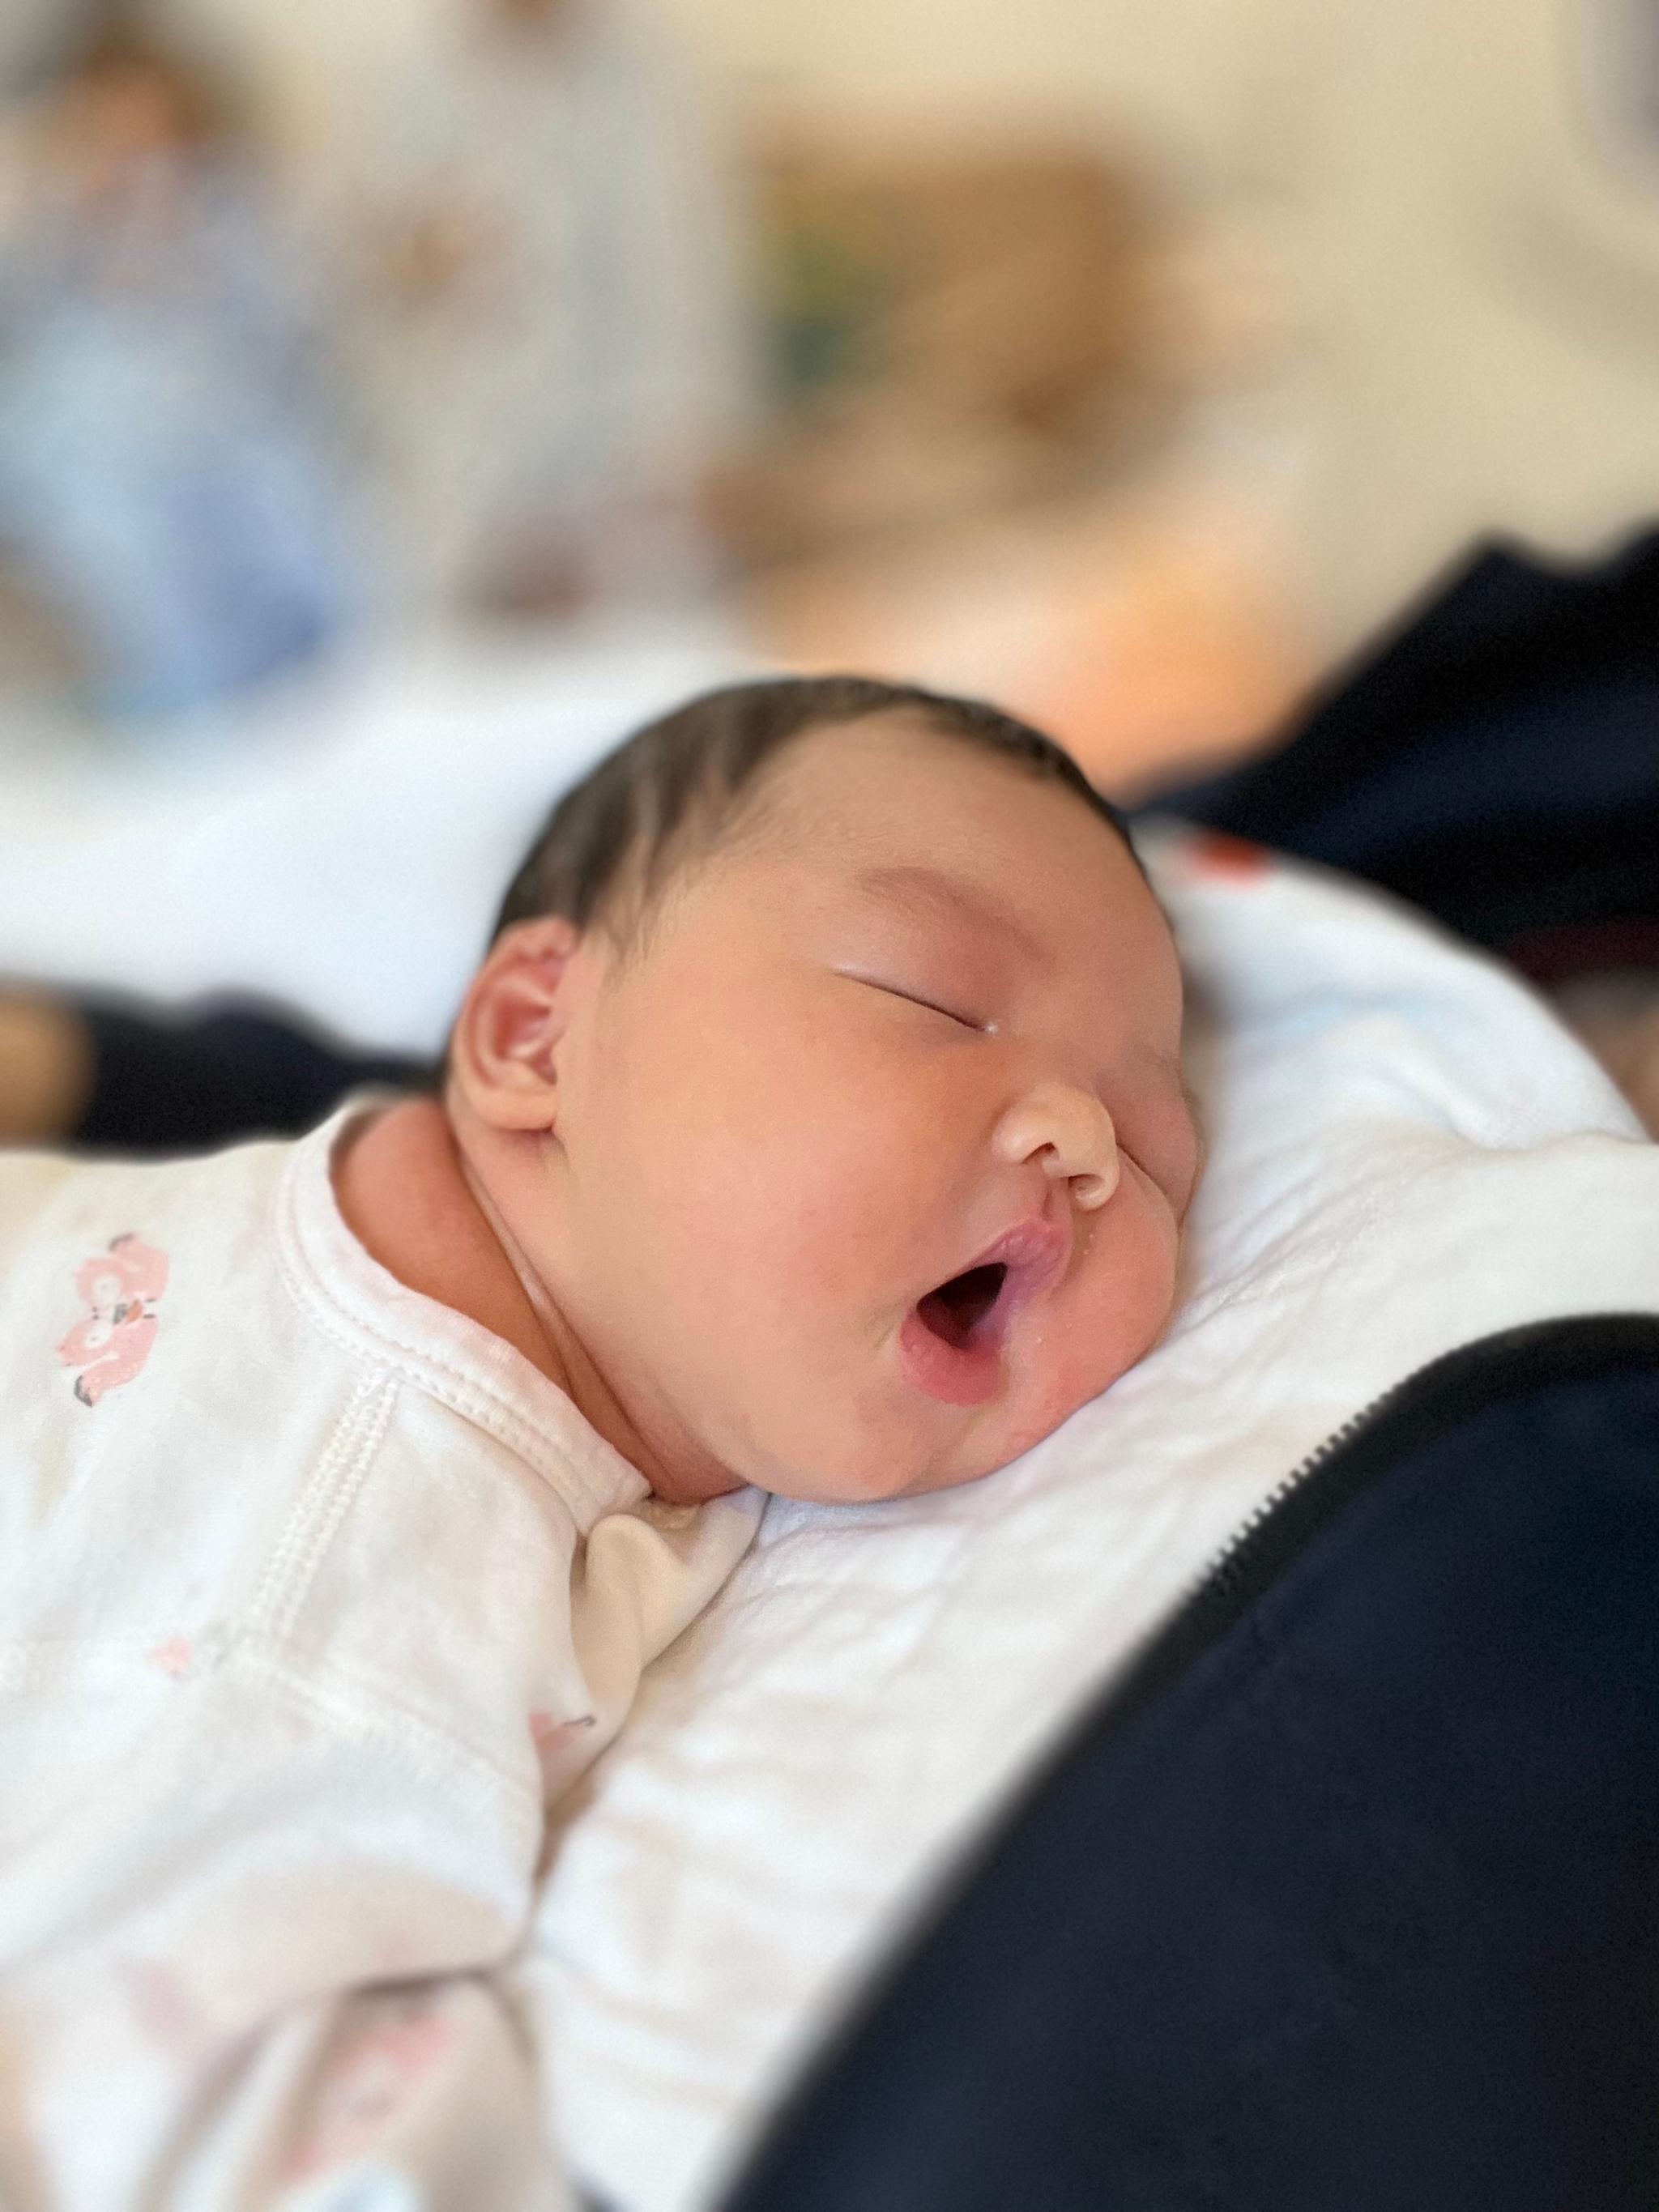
[0, 676, 1197, 2207]
[342, 675, 1197, 1503]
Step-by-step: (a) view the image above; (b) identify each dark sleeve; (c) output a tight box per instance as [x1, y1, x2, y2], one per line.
[1135, 530, 1659, 978]
[727, 1316, 1659, 2212]
[71, 997, 435, 1156]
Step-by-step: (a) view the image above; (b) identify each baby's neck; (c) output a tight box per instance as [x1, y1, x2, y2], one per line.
[333, 1096, 563, 1385]
[332, 1096, 736, 1504]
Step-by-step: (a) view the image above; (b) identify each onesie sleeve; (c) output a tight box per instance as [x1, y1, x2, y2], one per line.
[566, 1486, 767, 1739]
[200, 1494, 764, 2210]
[197, 1979, 574, 2211]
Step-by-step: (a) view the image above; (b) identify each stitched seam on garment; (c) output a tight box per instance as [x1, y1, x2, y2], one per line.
[223, 1635, 544, 1822]
[279, 1264, 583, 1502]
[269, 1154, 624, 1528]
[0, 1632, 542, 1817]
[247, 1370, 397, 1642]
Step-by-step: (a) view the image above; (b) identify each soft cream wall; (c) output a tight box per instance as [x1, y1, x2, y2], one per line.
[173, 0, 1295, 169]
[648, 0, 1288, 162]
[1292, 0, 1659, 648]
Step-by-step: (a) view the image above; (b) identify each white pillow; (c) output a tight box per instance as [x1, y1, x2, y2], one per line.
[524, 825, 1659, 2212]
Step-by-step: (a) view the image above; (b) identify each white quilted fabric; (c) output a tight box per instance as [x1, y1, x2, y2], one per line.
[526, 826, 1659, 2212]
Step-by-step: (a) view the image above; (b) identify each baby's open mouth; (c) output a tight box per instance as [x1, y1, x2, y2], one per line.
[900, 1213, 1070, 1407]
[902, 1264, 1009, 1407]
[915, 1262, 1009, 1350]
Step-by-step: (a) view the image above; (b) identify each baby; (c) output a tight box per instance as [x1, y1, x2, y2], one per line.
[0, 676, 1198, 2206]
[345, 673, 1197, 1502]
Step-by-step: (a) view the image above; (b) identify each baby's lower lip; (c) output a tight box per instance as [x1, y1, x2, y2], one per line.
[898, 1305, 1004, 1406]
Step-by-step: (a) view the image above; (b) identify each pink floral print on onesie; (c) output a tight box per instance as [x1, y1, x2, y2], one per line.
[281, 1994, 458, 2181]
[57, 1233, 169, 1406]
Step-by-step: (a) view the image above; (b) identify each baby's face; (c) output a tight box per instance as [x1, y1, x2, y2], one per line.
[533, 715, 1199, 1503]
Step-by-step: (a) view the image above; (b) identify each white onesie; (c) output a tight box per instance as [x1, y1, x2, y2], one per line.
[0, 1110, 761, 2211]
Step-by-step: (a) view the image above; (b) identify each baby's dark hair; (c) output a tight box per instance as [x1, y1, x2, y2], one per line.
[493, 675, 1137, 941]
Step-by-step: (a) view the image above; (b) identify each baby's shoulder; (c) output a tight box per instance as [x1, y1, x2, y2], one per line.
[0, 1138, 309, 1433]
[0, 1135, 290, 1279]
[0, 1135, 369, 1639]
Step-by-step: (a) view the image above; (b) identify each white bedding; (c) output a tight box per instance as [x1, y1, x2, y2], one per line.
[0, 623, 747, 1051]
[2, 666, 1657, 2212]
[524, 829, 1659, 2212]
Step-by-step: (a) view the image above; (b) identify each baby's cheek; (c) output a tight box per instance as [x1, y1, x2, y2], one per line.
[1071, 1183, 1181, 1392]
[743, 1115, 932, 1311]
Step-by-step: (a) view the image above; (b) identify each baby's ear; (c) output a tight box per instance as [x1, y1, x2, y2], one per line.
[449, 916, 583, 1133]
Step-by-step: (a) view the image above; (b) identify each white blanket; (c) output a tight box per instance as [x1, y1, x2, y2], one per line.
[525, 828, 1659, 2212]
[0, 624, 745, 1051]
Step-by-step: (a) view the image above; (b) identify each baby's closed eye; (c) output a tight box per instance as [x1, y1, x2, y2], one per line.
[838, 970, 987, 1034]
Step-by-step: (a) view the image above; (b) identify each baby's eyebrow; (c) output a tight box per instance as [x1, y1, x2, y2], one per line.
[856, 865, 1048, 963]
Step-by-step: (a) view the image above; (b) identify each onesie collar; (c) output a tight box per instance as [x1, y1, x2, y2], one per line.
[274, 1102, 650, 1536]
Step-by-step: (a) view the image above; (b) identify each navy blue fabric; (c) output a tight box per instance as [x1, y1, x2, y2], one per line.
[724, 1319, 1659, 2212]
[1140, 529, 1659, 974]
[73, 998, 431, 1154]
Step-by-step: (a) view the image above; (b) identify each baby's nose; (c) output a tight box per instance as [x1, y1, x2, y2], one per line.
[992, 1083, 1120, 1210]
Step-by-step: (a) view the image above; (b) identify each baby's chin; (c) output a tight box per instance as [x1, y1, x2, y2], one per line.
[720, 1266, 1179, 1504]
[750, 1373, 1111, 1506]
[888, 1325, 1158, 1497]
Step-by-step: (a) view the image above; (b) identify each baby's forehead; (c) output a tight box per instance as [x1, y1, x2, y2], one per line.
[749, 718, 1144, 891]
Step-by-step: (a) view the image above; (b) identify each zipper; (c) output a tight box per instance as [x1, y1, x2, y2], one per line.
[723, 1312, 1659, 2210]
[1077, 1308, 1659, 1745]
[957, 1366, 1435, 1795]
[1187, 1370, 1426, 1604]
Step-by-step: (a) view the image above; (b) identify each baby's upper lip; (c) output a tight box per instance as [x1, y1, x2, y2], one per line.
[941, 1204, 1073, 1312]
